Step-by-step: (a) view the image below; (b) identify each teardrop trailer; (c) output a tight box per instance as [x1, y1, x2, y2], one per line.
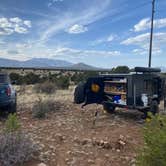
[74, 67, 166, 118]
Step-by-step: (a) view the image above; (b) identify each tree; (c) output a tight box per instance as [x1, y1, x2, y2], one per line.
[112, 66, 130, 73]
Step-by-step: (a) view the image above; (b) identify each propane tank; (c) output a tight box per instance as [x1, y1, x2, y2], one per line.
[141, 94, 148, 106]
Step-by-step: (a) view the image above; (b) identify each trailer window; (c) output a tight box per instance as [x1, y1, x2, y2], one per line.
[144, 80, 153, 93]
[144, 79, 158, 95]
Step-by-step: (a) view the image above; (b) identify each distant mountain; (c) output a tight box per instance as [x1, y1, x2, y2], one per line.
[70, 63, 98, 70]
[0, 58, 99, 70]
[0, 58, 73, 68]
[0, 58, 21, 67]
[22, 58, 73, 68]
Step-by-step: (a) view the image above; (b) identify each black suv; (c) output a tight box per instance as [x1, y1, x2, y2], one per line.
[0, 73, 17, 113]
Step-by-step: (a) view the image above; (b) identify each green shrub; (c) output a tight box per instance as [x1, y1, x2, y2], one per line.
[32, 100, 47, 119]
[23, 72, 41, 85]
[111, 66, 130, 73]
[32, 99, 60, 119]
[34, 81, 57, 94]
[71, 71, 98, 84]
[9, 73, 24, 85]
[0, 114, 37, 166]
[5, 114, 20, 133]
[10, 72, 42, 85]
[136, 114, 166, 166]
[55, 76, 70, 89]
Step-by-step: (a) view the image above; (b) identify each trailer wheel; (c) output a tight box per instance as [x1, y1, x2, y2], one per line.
[103, 103, 115, 114]
[150, 100, 159, 115]
[74, 82, 85, 104]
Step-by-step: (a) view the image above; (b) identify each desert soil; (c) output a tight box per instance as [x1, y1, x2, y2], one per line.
[0, 85, 148, 166]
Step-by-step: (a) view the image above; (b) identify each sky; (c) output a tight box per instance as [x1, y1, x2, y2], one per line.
[0, 0, 166, 68]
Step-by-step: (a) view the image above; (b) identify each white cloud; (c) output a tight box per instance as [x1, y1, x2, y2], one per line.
[91, 34, 116, 45]
[121, 32, 166, 55]
[0, 17, 31, 35]
[91, 38, 106, 45]
[0, 28, 14, 35]
[52, 47, 120, 58]
[121, 33, 150, 46]
[134, 18, 150, 32]
[121, 32, 166, 46]
[53, 0, 63, 1]
[15, 25, 28, 33]
[48, 0, 64, 7]
[40, 0, 111, 42]
[67, 24, 88, 34]
[16, 43, 32, 49]
[24, 20, 31, 28]
[132, 48, 161, 56]
[0, 18, 12, 28]
[134, 18, 166, 32]
[10, 17, 22, 23]
[0, 38, 120, 61]
[107, 34, 114, 42]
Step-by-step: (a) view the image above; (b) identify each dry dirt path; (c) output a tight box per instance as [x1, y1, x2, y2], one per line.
[19, 104, 143, 166]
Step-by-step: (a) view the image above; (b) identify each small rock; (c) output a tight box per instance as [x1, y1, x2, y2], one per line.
[38, 163, 47, 166]
[119, 140, 126, 146]
[73, 128, 77, 132]
[119, 134, 125, 140]
[81, 138, 91, 145]
[67, 151, 72, 155]
[40, 144, 45, 149]
[65, 158, 70, 162]
[73, 137, 79, 143]
[130, 158, 136, 164]
[116, 149, 120, 152]
[88, 159, 95, 164]
[105, 154, 110, 158]
[103, 141, 111, 149]
[99, 140, 104, 146]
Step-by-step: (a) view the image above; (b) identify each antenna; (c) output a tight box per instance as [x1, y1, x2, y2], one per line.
[148, 0, 155, 68]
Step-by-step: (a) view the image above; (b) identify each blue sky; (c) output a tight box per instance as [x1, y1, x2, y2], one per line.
[0, 0, 166, 68]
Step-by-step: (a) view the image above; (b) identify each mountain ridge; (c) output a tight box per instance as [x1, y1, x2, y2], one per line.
[0, 58, 98, 70]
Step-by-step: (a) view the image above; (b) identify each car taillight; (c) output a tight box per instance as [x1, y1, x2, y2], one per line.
[6, 87, 11, 96]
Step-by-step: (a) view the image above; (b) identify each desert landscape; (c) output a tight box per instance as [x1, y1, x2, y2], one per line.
[0, 0, 166, 165]
[1, 85, 146, 166]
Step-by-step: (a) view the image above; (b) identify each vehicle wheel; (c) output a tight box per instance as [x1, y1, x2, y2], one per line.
[150, 100, 159, 115]
[7, 102, 17, 114]
[103, 103, 115, 114]
[74, 82, 85, 104]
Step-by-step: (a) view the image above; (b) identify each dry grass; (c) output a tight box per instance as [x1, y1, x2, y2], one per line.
[0, 132, 37, 166]
[15, 85, 75, 111]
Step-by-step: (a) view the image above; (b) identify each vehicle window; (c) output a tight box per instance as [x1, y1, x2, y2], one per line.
[0, 74, 9, 83]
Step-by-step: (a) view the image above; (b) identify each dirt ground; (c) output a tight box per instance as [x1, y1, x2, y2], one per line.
[0, 86, 149, 166]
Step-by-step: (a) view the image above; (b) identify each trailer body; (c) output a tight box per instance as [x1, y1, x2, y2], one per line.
[74, 67, 165, 115]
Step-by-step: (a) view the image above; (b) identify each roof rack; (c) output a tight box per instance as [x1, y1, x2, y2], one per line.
[134, 67, 161, 73]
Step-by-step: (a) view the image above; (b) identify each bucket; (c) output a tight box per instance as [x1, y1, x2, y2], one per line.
[141, 94, 148, 106]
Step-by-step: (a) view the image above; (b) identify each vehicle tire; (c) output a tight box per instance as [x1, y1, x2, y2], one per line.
[7, 101, 17, 114]
[150, 100, 159, 115]
[103, 103, 115, 114]
[74, 82, 85, 104]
